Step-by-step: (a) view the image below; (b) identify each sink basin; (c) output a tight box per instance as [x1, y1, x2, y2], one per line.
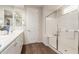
[0, 30, 8, 36]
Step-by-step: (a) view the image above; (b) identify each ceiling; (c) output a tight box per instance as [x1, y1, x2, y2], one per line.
[14, 5, 24, 9]
[14, 5, 61, 11]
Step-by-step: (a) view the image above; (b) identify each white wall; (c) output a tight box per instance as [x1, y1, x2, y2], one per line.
[24, 6, 42, 44]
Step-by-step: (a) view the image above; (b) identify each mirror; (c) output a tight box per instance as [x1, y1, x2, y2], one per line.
[0, 8, 4, 31]
[14, 8, 25, 30]
[0, 6, 24, 35]
[4, 10, 13, 32]
[0, 7, 13, 35]
[14, 11, 22, 26]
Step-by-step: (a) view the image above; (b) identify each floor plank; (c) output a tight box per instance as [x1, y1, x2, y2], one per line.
[21, 43, 57, 54]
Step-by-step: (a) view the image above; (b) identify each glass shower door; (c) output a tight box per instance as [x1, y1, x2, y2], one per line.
[46, 12, 58, 49]
[58, 9, 78, 54]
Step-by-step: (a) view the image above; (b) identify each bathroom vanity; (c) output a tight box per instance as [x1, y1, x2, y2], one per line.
[0, 6, 24, 54]
[0, 29, 24, 54]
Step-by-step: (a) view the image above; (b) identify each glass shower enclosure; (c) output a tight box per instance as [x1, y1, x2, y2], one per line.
[45, 5, 79, 54]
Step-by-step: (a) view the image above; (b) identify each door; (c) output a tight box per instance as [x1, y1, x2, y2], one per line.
[58, 10, 78, 54]
[25, 7, 40, 44]
[46, 13, 57, 49]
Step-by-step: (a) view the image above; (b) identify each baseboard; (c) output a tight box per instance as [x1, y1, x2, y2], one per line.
[23, 42, 43, 45]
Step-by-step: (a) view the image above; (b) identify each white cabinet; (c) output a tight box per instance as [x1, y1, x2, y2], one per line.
[1, 40, 17, 54]
[15, 33, 23, 54]
[1, 33, 23, 54]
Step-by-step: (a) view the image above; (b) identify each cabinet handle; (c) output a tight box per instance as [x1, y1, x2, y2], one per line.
[13, 42, 17, 47]
[64, 50, 68, 52]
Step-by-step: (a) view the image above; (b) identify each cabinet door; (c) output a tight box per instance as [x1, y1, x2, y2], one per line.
[1, 41, 17, 54]
[1, 33, 23, 54]
[15, 33, 23, 54]
[58, 10, 78, 54]
[46, 14, 57, 49]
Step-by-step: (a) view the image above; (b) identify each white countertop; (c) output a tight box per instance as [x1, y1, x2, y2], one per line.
[0, 29, 24, 53]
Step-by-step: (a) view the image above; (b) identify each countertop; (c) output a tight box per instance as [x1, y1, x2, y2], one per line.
[0, 29, 24, 53]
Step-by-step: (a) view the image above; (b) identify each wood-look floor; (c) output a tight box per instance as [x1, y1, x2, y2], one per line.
[21, 43, 57, 54]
